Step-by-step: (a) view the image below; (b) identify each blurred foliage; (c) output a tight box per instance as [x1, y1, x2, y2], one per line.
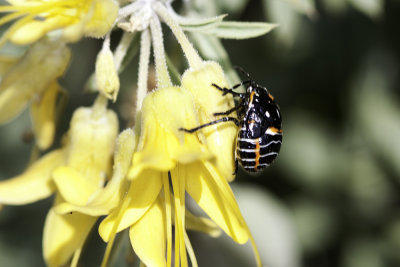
[1, 0, 400, 267]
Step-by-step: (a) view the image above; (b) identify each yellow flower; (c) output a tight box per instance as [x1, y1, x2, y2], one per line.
[182, 61, 238, 182]
[0, 99, 119, 267]
[94, 85, 252, 267]
[0, 0, 119, 46]
[0, 38, 70, 149]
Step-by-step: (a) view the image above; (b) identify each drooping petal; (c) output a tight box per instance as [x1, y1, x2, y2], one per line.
[55, 129, 136, 216]
[182, 62, 237, 182]
[43, 197, 97, 267]
[0, 39, 70, 124]
[128, 86, 212, 178]
[3, 0, 118, 45]
[129, 196, 166, 267]
[0, 149, 65, 205]
[185, 209, 222, 238]
[10, 17, 73, 45]
[99, 169, 162, 242]
[185, 162, 249, 244]
[53, 166, 101, 206]
[30, 81, 61, 150]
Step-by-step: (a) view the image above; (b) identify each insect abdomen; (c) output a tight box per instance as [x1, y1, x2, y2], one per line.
[236, 132, 282, 172]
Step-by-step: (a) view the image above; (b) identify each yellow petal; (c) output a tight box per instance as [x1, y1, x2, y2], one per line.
[185, 162, 248, 244]
[10, 17, 72, 45]
[43, 199, 97, 267]
[182, 62, 237, 182]
[128, 86, 212, 178]
[30, 81, 60, 150]
[185, 209, 222, 238]
[83, 0, 119, 38]
[99, 169, 162, 242]
[55, 129, 136, 216]
[129, 197, 166, 267]
[0, 149, 65, 205]
[66, 106, 119, 184]
[0, 39, 70, 124]
[53, 166, 100, 206]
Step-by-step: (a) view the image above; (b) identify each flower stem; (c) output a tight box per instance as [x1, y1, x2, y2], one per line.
[136, 29, 151, 112]
[153, 2, 203, 70]
[114, 32, 135, 71]
[92, 94, 108, 119]
[149, 16, 172, 89]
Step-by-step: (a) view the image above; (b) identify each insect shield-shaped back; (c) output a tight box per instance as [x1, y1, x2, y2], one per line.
[180, 67, 282, 174]
[236, 84, 282, 173]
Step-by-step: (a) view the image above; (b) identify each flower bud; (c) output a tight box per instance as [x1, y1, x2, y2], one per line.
[95, 46, 120, 102]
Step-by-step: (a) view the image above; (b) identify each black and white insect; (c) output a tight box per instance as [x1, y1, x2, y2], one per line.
[180, 68, 282, 173]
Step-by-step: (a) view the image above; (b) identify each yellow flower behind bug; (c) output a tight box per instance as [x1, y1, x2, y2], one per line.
[30, 81, 65, 150]
[0, 39, 70, 123]
[182, 61, 238, 182]
[96, 86, 250, 267]
[0, 38, 70, 149]
[0, 0, 119, 46]
[0, 99, 119, 267]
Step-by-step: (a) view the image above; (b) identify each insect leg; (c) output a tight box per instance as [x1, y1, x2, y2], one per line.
[179, 117, 240, 133]
[212, 83, 249, 98]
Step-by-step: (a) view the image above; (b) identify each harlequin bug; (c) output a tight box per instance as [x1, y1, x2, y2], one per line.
[180, 67, 282, 173]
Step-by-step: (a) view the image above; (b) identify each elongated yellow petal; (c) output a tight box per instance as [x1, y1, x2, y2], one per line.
[43, 199, 97, 267]
[30, 81, 60, 150]
[99, 169, 162, 242]
[185, 162, 248, 244]
[53, 166, 101, 206]
[10, 17, 72, 45]
[129, 197, 166, 267]
[55, 129, 136, 216]
[182, 62, 237, 182]
[0, 149, 65, 205]
[185, 209, 222, 238]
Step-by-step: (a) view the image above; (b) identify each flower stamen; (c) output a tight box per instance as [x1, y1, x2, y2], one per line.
[164, 172, 173, 267]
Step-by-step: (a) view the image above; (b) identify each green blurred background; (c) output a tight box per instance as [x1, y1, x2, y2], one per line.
[1, 0, 400, 266]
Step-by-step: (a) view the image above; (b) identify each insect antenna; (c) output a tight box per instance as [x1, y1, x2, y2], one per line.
[234, 66, 254, 81]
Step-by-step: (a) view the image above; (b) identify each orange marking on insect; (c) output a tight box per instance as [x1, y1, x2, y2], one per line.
[250, 91, 255, 103]
[248, 119, 255, 124]
[255, 140, 260, 170]
[268, 93, 275, 101]
[269, 127, 283, 133]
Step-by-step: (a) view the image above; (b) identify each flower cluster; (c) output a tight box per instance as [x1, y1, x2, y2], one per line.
[0, 0, 276, 266]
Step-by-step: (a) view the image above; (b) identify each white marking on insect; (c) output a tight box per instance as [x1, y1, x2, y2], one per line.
[237, 140, 282, 152]
[237, 137, 260, 143]
[266, 128, 282, 136]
